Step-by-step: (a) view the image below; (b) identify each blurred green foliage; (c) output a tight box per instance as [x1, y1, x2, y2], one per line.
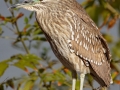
[0, 0, 120, 90]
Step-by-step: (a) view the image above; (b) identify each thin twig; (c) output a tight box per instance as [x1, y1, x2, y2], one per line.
[0, 36, 16, 40]
[100, 1, 120, 18]
[4, 1, 30, 54]
[14, 22, 30, 54]
[105, 3, 120, 18]
[5, 25, 15, 33]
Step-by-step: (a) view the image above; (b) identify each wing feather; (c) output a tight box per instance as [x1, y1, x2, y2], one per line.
[67, 2, 111, 86]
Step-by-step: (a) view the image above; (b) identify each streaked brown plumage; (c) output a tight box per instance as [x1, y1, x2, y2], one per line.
[10, 0, 112, 90]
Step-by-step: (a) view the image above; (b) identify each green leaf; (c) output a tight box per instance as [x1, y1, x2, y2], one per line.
[24, 17, 29, 24]
[33, 36, 46, 41]
[0, 84, 4, 90]
[54, 70, 65, 81]
[38, 68, 45, 73]
[103, 34, 113, 43]
[29, 12, 34, 19]
[23, 80, 34, 90]
[33, 29, 42, 35]
[0, 60, 10, 76]
[0, 27, 3, 35]
[24, 24, 31, 30]
[13, 54, 41, 70]
[9, 0, 13, 4]
[41, 73, 55, 82]
[7, 79, 14, 88]
[112, 41, 120, 59]
[4, 0, 8, 2]
[86, 4, 101, 24]
[76, 80, 80, 90]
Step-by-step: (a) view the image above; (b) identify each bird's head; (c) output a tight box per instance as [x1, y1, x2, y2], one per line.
[10, 0, 61, 11]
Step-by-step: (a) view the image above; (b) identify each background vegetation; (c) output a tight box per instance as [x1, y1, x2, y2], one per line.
[0, 0, 120, 90]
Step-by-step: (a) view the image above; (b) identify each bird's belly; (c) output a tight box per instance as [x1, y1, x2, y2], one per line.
[49, 38, 73, 68]
[49, 37, 90, 73]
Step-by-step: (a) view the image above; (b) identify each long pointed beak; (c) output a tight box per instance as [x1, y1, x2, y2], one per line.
[9, 1, 32, 9]
[10, 4, 24, 9]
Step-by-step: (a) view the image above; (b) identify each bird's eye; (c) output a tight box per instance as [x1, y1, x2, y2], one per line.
[24, 0, 29, 3]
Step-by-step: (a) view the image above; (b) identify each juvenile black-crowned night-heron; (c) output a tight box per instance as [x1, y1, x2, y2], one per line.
[10, 0, 112, 90]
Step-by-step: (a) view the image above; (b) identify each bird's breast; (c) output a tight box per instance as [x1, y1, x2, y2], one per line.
[36, 13, 90, 73]
[46, 34, 90, 73]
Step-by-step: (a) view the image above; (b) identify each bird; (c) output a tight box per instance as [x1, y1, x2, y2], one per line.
[10, 0, 112, 90]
